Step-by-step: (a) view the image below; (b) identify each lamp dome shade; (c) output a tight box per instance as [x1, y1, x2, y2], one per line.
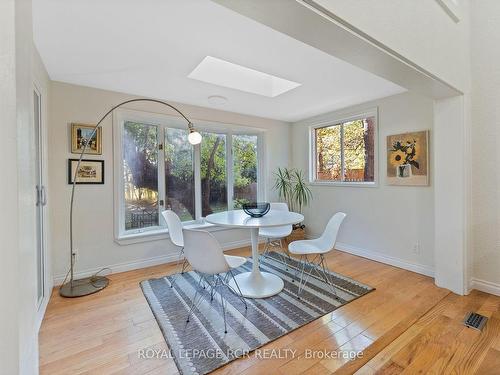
[188, 130, 202, 145]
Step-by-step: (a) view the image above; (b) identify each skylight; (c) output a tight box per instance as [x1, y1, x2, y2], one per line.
[188, 56, 301, 97]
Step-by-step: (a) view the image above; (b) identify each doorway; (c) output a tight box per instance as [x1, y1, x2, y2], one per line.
[34, 86, 47, 309]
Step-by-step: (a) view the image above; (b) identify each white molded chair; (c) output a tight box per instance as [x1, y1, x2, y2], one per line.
[288, 212, 346, 299]
[259, 202, 293, 268]
[162, 210, 189, 283]
[183, 229, 247, 334]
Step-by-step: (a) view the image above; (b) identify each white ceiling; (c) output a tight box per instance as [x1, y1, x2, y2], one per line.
[32, 0, 406, 122]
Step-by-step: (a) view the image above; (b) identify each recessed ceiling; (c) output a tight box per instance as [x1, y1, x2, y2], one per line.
[32, 0, 406, 122]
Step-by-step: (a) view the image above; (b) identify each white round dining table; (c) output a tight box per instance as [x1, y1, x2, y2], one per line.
[205, 209, 304, 298]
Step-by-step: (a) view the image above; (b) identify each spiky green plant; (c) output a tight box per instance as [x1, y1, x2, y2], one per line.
[273, 167, 293, 208]
[291, 169, 312, 214]
[273, 167, 312, 214]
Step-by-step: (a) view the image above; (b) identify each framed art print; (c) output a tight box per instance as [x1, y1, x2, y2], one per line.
[71, 123, 102, 155]
[68, 159, 104, 184]
[387, 130, 429, 186]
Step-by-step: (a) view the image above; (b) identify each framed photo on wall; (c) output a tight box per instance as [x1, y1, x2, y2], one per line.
[68, 159, 104, 184]
[71, 123, 102, 155]
[387, 130, 429, 186]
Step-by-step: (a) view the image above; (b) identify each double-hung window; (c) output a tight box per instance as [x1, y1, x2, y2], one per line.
[310, 109, 377, 185]
[114, 109, 263, 239]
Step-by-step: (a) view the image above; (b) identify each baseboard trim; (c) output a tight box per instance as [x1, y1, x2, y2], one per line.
[53, 253, 179, 286]
[53, 238, 258, 286]
[470, 278, 500, 296]
[335, 242, 435, 278]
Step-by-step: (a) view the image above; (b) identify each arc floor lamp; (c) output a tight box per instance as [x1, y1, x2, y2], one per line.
[60, 98, 201, 298]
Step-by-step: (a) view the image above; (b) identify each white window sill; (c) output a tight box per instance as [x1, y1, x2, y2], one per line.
[114, 221, 236, 246]
[309, 181, 378, 188]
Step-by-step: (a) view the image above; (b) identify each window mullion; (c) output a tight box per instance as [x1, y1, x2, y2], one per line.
[257, 134, 264, 201]
[194, 143, 202, 221]
[227, 133, 234, 210]
[116, 118, 125, 237]
[340, 124, 345, 182]
[158, 125, 166, 226]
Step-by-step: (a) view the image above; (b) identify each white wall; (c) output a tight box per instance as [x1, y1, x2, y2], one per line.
[312, 0, 470, 92]
[17, 0, 43, 373]
[0, 0, 46, 373]
[292, 92, 435, 276]
[1, 0, 50, 373]
[48, 82, 290, 282]
[307, 0, 473, 295]
[0, 0, 21, 373]
[470, 1, 500, 294]
[434, 96, 469, 293]
[215, 0, 472, 294]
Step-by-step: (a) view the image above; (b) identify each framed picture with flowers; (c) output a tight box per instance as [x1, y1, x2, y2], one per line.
[387, 130, 429, 186]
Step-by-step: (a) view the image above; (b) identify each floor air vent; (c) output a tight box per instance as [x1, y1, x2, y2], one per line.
[463, 312, 488, 331]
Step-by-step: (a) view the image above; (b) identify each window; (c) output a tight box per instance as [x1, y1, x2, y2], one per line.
[311, 110, 377, 185]
[232, 134, 258, 207]
[114, 110, 263, 238]
[201, 132, 227, 217]
[123, 121, 160, 230]
[164, 127, 195, 221]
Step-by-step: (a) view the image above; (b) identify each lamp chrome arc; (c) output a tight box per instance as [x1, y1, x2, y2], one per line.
[60, 98, 196, 298]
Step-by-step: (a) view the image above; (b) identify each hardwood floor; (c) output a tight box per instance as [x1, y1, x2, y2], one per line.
[39, 247, 500, 374]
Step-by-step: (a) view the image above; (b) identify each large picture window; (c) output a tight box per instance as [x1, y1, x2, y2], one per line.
[201, 132, 227, 217]
[114, 110, 263, 238]
[311, 109, 377, 185]
[123, 121, 160, 230]
[164, 127, 195, 221]
[232, 134, 258, 208]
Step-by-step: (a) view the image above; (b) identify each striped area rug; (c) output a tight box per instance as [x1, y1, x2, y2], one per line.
[140, 252, 374, 375]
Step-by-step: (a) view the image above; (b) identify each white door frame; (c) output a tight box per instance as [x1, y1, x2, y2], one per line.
[33, 83, 51, 331]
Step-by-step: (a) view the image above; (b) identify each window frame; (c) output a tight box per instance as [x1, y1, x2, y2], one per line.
[113, 108, 265, 241]
[309, 108, 379, 187]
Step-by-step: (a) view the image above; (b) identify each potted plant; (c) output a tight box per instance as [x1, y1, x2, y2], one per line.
[273, 167, 313, 242]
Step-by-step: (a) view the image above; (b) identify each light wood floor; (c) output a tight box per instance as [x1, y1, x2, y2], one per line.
[39, 247, 500, 374]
